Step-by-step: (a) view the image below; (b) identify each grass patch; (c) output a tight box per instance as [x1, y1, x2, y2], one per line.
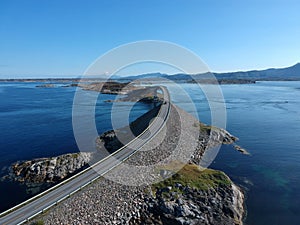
[153, 163, 232, 192]
[199, 123, 212, 133]
[31, 220, 44, 225]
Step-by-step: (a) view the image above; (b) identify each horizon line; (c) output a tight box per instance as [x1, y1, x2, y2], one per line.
[0, 62, 299, 79]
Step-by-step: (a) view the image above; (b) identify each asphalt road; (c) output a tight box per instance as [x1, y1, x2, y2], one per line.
[0, 86, 170, 225]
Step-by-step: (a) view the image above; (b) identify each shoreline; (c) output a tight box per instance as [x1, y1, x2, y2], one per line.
[8, 103, 247, 225]
[2, 78, 300, 85]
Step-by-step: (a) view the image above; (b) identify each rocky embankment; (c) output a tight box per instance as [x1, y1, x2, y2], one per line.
[139, 164, 244, 225]
[97, 105, 161, 153]
[10, 152, 92, 183]
[190, 124, 239, 165]
[29, 164, 244, 225]
[149, 182, 244, 225]
[27, 104, 245, 225]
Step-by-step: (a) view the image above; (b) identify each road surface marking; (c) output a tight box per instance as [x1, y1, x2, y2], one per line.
[2, 213, 24, 225]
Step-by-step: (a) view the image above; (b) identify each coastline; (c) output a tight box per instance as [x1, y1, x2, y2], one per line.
[15, 103, 246, 225]
[1, 79, 300, 224]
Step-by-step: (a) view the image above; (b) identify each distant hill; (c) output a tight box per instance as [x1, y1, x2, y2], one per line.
[2, 63, 299, 83]
[121, 72, 169, 80]
[120, 63, 300, 82]
[211, 63, 300, 80]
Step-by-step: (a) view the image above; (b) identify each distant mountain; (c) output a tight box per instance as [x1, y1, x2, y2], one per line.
[120, 63, 300, 81]
[121, 72, 169, 80]
[211, 63, 300, 80]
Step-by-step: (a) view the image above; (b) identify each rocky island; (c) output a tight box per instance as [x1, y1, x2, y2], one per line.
[80, 81, 163, 103]
[35, 84, 55, 88]
[10, 152, 92, 184]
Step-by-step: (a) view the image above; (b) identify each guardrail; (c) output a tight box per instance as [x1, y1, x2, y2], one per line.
[0, 86, 171, 225]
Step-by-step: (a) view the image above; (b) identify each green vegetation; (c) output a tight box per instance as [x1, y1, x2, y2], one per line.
[31, 220, 44, 225]
[153, 162, 232, 192]
[199, 123, 212, 133]
[71, 153, 79, 159]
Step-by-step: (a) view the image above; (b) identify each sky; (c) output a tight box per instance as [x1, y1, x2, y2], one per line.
[0, 0, 300, 78]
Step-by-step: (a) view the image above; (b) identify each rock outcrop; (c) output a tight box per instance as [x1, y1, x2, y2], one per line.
[81, 81, 162, 103]
[11, 152, 92, 183]
[190, 123, 238, 165]
[81, 81, 132, 94]
[137, 164, 244, 225]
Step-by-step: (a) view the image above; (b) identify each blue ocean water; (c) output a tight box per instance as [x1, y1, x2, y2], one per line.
[0, 81, 299, 224]
[167, 81, 300, 225]
[0, 82, 153, 212]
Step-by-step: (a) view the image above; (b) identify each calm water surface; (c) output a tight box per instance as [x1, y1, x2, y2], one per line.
[0, 82, 153, 212]
[0, 81, 299, 225]
[167, 81, 300, 225]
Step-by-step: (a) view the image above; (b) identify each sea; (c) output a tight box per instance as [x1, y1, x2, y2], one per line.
[0, 81, 300, 225]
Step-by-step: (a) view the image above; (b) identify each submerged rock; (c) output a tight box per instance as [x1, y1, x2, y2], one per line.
[233, 145, 250, 155]
[36, 84, 55, 88]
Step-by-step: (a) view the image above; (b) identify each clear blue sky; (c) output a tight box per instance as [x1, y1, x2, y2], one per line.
[0, 0, 300, 78]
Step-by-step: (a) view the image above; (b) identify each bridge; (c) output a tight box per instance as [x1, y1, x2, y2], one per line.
[0, 86, 171, 225]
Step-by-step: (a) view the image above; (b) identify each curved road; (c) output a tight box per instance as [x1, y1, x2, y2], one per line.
[0, 86, 170, 225]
